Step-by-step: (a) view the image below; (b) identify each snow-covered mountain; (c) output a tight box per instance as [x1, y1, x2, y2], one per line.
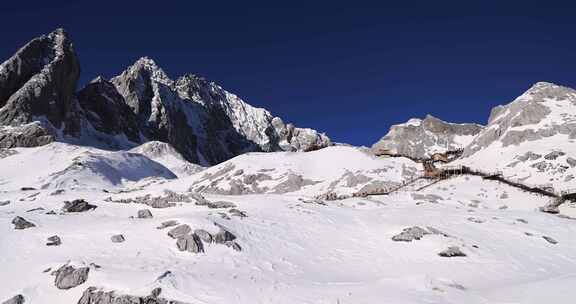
[2, 29, 576, 304]
[0, 29, 331, 165]
[456, 82, 576, 190]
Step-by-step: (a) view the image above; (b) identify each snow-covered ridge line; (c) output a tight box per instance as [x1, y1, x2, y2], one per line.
[0, 29, 332, 165]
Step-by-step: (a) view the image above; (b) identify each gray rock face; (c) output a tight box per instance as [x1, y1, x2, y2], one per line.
[464, 82, 576, 156]
[137, 209, 153, 218]
[438, 246, 467, 257]
[391, 226, 430, 242]
[0, 30, 331, 165]
[176, 234, 204, 253]
[157, 220, 179, 229]
[77, 286, 189, 304]
[62, 199, 97, 212]
[567, 157, 576, 167]
[194, 229, 213, 243]
[46, 235, 62, 246]
[542, 235, 558, 244]
[77, 77, 141, 143]
[108, 58, 331, 165]
[213, 229, 237, 244]
[12, 216, 35, 229]
[0, 122, 55, 148]
[224, 241, 242, 252]
[53, 264, 89, 289]
[372, 115, 483, 159]
[111, 234, 125, 243]
[0, 28, 81, 146]
[2, 295, 24, 304]
[167, 224, 191, 239]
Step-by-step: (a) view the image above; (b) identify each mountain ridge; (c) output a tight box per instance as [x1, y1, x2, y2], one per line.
[0, 29, 332, 165]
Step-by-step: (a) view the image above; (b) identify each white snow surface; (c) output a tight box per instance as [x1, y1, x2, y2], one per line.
[1, 142, 576, 303]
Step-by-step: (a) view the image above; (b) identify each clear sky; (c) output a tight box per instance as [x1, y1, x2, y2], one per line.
[1, 1, 575, 146]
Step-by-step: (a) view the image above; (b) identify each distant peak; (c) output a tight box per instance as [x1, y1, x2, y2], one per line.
[90, 75, 107, 84]
[122, 56, 173, 86]
[529, 81, 561, 91]
[134, 56, 158, 67]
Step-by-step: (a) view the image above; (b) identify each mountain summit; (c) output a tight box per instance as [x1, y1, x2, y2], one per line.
[0, 29, 331, 165]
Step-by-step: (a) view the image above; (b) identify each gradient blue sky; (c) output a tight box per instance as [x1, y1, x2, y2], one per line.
[1, 1, 575, 146]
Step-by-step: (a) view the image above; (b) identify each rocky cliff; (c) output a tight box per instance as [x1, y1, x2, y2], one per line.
[0, 29, 331, 164]
[371, 115, 483, 159]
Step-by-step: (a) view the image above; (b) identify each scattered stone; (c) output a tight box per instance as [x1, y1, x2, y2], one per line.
[50, 189, 65, 195]
[62, 199, 97, 212]
[43, 267, 52, 273]
[426, 226, 450, 237]
[157, 220, 179, 229]
[213, 229, 237, 244]
[516, 218, 528, 224]
[498, 205, 508, 210]
[229, 208, 247, 218]
[542, 236, 558, 244]
[225, 241, 242, 251]
[194, 229, 213, 243]
[151, 287, 162, 298]
[77, 286, 189, 304]
[206, 201, 236, 209]
[499, 192, 509, 199]
[26, 207, 45, 212]
[53, 264, 90, 289]
[111, 234, 125, 243]
[391, 226, 429, 242]
[2, 295, 24, 304]
[189, 192, 211, 205]
[176, 234, 203, 253]
[217, 212, 231, 220]
[137, 209, 153, 218]
[89, 263, 101, 269]
[20, 187, 36, 191]
[0, 200, 10, 206]
[438, 246, 467, 257]
[567, 157, 576, 167]
[167, 224, 191, 239]
[525, 232, 534, 236]
[156, 271, 173, 281]
[544, 151, 565, 160]
[12, 216, 35, 229]
[467, 217, 485, 224]
[46, 235, 62, 246]
[45, 210, 57, 215]
[540, 197, 564, 214]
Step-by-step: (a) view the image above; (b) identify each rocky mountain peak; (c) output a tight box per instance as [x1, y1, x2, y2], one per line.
[0, 28, 81, 147]
[464, 82, 576, 157]
[119, 56, 173, 87]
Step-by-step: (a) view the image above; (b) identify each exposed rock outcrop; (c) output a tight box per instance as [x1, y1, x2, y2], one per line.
[12, 216, 35, 229]
[2, 295, 24, 304]
[464, 82, 576, 156]
[0, 30, 331, 165]
[62, 199, 97, 212]
[372, 115, 482, 159]
[77, 286, 189, 304]
[0, 28, 81, 146]
[53, 264, 90, 289]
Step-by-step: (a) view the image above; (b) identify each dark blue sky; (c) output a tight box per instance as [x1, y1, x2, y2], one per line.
[1, 1, 576, 146]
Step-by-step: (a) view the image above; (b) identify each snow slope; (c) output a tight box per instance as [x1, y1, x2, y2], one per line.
[187, 146, 420, 197]
[0, 142, 177, 191]
[1, 170, 575, 303]
[130, 141, 204, 177]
